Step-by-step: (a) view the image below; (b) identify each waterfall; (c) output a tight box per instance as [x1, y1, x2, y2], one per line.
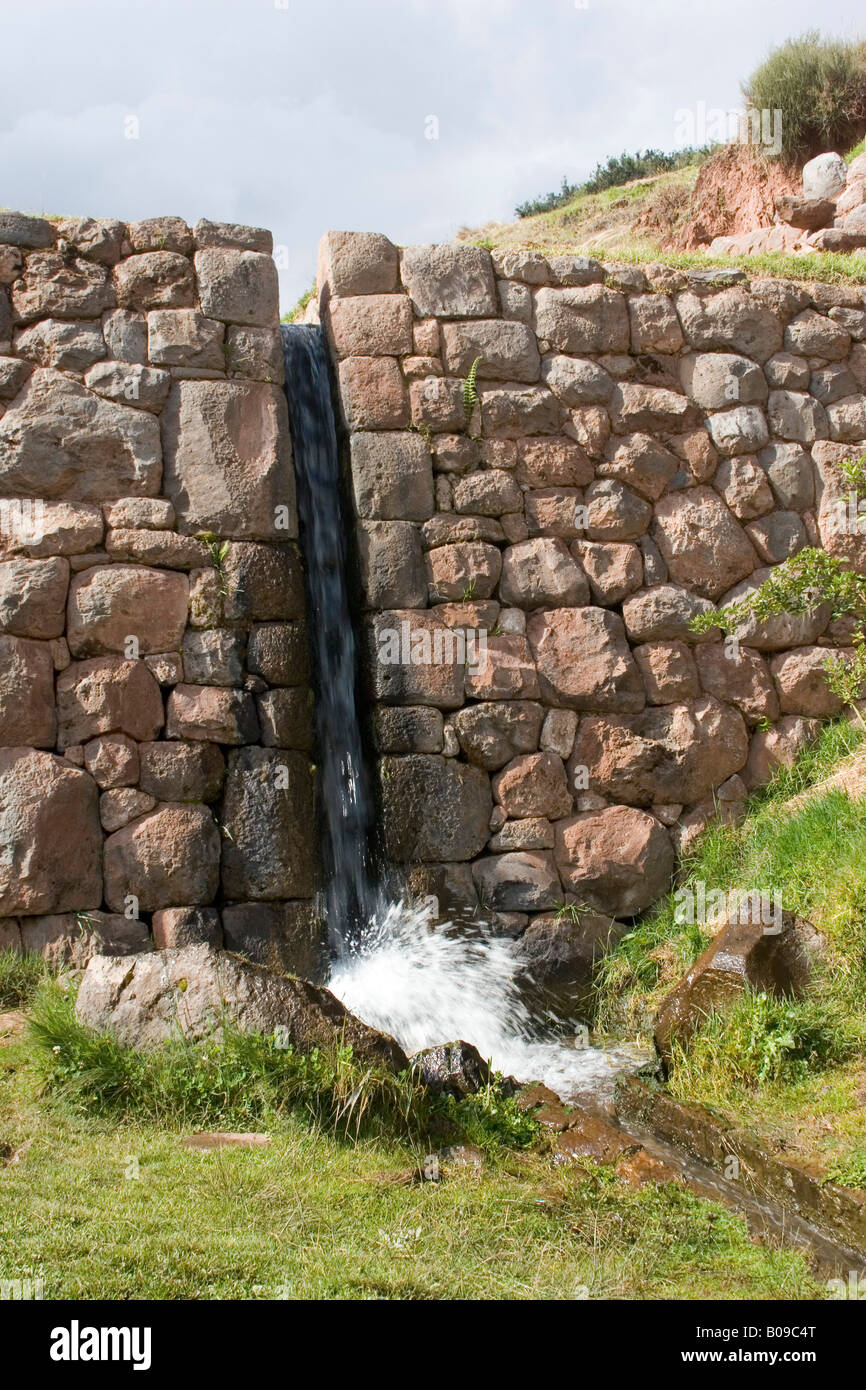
[281, 325, 382, 955]
[281, 324, 639, 1098]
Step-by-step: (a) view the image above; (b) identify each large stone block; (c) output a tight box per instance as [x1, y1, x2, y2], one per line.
[652, 487, 758, 599]
[554, 806, 674, 916]
[0, 636, 56, 746]
[221, 901, 327, 983]
[492, 751, 571, 819]
[246, 621, 309, 687]
[527, 607, 645, 712]
[349, 431, 434, 520]
[338, 357, 408, 429]
[674, 289, 783, 361]
[378, 754, 492, 861]
[14, 318, 106, 371]
[146, 309, 225, 369]
[12, 252, 114, 323]
[500, 538, 589, 608]
[0, 749, 101, 914]
[326, 294, 413, 357]
[103, 803, 221, 912]
[534, 285, 629, 353]
[365, 611, 466, 708]
[138, 740, 225, 802]
[452, 701, 543, 771]
[114, 252, 196, 311]
[441, 320, 540, 382]
[67, 565, 188, 656]
[318, 231, 399, 297]
[161, 380, 296, 538]
[680, 352, 767, 409]
[56, 657, 164, 747]
[0, 368, 162, 500]
[220, 748, 316, 900]
[471, 851, 561, 911]
[400, 244, 497, 318]
[194, 248, 279, 326]
[621, 583, 717, 643]
[0, 556, 68, 638]
[573, 696, 748, 805]
[166, 685, 260, 744]
[426, 541, 501, 601]
[358, 521, 427, 607]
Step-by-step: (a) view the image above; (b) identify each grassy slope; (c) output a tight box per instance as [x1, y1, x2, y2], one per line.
[594, 719, 866, 1184]
[460, 165, 866, 285]
[0, 1019, 819, 1300]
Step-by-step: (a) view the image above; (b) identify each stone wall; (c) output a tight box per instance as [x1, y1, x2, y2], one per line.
[0, 211, 323, 978]
[317, 232, 866, 942]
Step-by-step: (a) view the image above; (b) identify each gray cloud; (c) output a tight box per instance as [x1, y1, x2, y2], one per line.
[1, 0, 863, 308]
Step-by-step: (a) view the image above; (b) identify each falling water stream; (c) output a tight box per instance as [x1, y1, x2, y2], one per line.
[281, 324, 638, 1100]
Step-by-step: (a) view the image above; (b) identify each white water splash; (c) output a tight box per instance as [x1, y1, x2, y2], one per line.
[329, 899, 638, 1102]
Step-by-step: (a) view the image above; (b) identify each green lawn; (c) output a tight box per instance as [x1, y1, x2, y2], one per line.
[0, 1026, 821, 1301]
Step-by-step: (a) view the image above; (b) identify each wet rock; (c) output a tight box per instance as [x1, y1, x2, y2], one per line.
[221, 901, 327, 983]
[553, 1111, 640, 1163]
[654, 909, 824, 1061]
[379, 754, 491, 861]
[410, 1040, 491, 1097]
[515, 910, 625, 1017]
[74, 943, 407, 1069]
[220, 748, 316, 900]
[472, 851, 561, 912]
[222, 541, 305, 621]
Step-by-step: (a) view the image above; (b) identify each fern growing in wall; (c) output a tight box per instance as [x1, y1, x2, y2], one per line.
[463, 356, 482, 417]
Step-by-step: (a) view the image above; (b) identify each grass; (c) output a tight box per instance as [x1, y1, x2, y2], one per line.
[0, 1021, 822, 1299]
[0, 950, 48, 1011]
[594, 718, 866, 1183]
[25, 979, 536, 1150]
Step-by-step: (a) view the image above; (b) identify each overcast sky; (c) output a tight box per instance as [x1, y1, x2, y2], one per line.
[1, 0, 863, 310]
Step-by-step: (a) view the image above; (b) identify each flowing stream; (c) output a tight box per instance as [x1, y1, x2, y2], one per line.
[281, 324, 637, 1099]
